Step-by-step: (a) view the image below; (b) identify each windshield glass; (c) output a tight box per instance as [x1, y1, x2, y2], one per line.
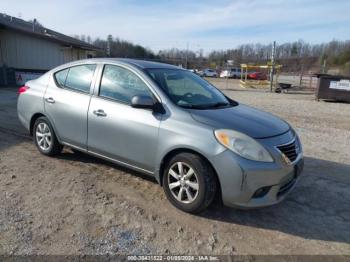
[146, 68, 231, 109]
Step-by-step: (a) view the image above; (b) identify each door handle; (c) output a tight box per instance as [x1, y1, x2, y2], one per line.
[93, 109, 107, 117]
[45, 97, 55, 104]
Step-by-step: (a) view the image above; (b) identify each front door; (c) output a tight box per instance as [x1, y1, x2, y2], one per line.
[87, 64, 161, 172]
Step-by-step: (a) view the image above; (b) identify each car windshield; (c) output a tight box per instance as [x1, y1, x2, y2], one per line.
[146, 68, 231, 109]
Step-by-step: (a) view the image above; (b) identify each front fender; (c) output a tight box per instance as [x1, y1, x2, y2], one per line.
[154, 118, 225, 183]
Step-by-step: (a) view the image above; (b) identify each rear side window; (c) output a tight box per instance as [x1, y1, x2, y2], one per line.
[54, 64, 96, 93]
[55, 69, 68, 86]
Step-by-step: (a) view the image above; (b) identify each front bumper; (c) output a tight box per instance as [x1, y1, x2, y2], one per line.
[230, 156, 303, 208]
[209, 130, 304, 209]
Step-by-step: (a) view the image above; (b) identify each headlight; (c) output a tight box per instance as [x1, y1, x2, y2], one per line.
[214, 129, 274, 162]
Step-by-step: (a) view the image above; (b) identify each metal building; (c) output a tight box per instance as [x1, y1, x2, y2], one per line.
[0, 13, 100, 86]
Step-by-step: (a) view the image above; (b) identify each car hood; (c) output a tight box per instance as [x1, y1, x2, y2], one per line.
[189, 104, 290, 139]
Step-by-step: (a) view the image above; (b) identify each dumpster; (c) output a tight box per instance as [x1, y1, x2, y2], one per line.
[315, 75, 350, 103]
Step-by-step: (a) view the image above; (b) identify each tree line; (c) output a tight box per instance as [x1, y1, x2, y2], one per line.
[73, 34, 156, 59]
[73, 34, 350, 75]
[207, 40, 350, 74]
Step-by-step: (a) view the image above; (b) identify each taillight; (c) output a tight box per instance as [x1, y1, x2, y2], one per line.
[18, 86, 29, 94]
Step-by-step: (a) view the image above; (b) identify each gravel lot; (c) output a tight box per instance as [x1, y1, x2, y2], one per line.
[0, 79, 349, 255]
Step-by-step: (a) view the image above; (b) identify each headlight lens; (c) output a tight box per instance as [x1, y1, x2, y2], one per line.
[214, 129, 274, 162]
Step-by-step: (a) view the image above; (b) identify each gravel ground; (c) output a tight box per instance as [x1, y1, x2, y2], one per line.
[0, 80, 349, 255]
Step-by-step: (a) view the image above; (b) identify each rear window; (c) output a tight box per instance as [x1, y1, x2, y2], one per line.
[54, 64, 96, 93]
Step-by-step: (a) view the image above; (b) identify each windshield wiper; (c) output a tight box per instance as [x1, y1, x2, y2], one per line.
[179, 104, 206, 109]
[208, 102, 230, 108]
[179, 102, 230, 109]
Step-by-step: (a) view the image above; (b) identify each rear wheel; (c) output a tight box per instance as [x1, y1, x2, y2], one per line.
[163, 153, 217, 213]
[33, 116, 62, 156]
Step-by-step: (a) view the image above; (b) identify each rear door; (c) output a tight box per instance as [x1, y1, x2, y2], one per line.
[44, 64, 97, 148]
[87, 64, 161, 172]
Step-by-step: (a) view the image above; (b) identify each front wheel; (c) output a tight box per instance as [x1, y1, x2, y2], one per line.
[163, 153, 217, 213]
[33, 116, 62, 156]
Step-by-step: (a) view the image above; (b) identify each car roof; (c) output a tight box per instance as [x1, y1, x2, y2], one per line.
[61, 58, 182, 70]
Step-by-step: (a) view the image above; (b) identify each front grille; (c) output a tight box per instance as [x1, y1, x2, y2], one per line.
[277, 140, 298, 162]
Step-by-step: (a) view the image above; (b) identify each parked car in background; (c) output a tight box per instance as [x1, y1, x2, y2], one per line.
[248, 71, 267, 80]
[220, 68, 242, 79]
[199, 68, 217, 77]
[188, 69, 199, 75]
[17, 58, 303, 213]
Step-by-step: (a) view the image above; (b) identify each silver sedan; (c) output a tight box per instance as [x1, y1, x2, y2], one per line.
[17, 58, 303, 213]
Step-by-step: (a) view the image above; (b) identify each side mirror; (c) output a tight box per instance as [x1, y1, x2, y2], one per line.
[131, 95, 155, 109]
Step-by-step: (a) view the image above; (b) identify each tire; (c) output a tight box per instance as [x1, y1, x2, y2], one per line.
[162, 153, 217, 213]
[33, 116, 62, 156]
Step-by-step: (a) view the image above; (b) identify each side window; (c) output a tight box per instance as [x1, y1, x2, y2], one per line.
[65, 65, 96, 93]
[99, 65, 152, 104]
[54, 64, 96, 93]
[55, 69, 68, 86]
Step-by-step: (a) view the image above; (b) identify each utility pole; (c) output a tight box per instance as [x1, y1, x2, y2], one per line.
[107, 34, 112, 57]
[225, 61, 229, 90]
[185, 41, 189, 69]
[322, 58, 327, 74]
[269, 41, 276, 92]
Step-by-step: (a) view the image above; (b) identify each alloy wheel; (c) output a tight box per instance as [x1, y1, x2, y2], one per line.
[167, 162, 199, 204]
[36, 122, 52, 151]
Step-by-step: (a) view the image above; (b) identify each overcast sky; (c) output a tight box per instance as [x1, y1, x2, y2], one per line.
[1, 0, 350, 52]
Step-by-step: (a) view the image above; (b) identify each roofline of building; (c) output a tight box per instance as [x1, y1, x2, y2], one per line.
[0, 13, 102, 52]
